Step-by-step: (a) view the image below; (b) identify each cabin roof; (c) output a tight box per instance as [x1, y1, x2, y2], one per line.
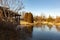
[0, 6, 21, 16]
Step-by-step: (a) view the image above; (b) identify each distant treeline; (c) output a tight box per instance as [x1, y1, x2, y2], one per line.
[33, 16, 60, 23]
[22, 12, 60, 23]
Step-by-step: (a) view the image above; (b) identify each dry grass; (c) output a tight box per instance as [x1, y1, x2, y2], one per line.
[20, 20, 60, 26]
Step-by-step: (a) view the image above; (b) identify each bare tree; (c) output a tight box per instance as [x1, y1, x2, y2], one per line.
[7, 0, 24, 12]
[0, 0, 9, 8]
[0, 0, 3, 5]
[0, 0, 24, 21]
[0, 0, 24, 12]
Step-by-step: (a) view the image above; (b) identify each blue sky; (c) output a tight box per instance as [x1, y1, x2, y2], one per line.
[23, 0, 60, 17]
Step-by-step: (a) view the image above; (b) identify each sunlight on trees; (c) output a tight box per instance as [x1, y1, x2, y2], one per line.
[24, 12, 33, 23]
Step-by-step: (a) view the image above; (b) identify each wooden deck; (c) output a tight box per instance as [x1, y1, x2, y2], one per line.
[0, 6, 21, 25]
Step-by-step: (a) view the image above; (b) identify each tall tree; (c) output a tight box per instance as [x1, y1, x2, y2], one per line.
[24, 12, 33, 23]
[24, 12, 28, 21]
[28, 12, 33, 23]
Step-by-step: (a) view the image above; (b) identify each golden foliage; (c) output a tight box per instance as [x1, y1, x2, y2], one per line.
[24, 12, 33, 23]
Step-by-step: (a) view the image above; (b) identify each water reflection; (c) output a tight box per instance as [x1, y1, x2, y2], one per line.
[19, 25, 33, 40]
[56, 26, 60, 32]
[18, 25, 60, 40]
[47, 25, 53, 30]
[32, 25, 60, 40]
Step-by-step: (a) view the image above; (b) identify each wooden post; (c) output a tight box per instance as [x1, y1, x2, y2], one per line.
[2, 8, 8, 21]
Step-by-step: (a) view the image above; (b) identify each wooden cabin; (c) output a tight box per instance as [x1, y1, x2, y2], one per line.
[0, 6, 21, 25]
[0, 6, 21, 40]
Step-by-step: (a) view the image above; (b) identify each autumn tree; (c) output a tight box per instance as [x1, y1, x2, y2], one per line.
[24, 12, 28, 21]
[47, 15, 54, 22]
[28, 12, 33, 23]
[55, 16, 60, 23]
[33, 16, 38, 22]
[24, 12, 33, 23]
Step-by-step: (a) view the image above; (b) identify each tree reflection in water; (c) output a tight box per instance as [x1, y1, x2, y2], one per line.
[47, 25, 53, 30]
[56, 26, 60, 32]
[1, 24, 60, 40]
[18, 25, 33, 40]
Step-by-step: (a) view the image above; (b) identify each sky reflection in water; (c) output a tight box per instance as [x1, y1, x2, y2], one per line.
[20, 25, 60, 40]
[32, 25, 60, 40]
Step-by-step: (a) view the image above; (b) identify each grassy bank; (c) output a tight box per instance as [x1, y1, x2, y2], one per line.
[20, 20, 60, 26]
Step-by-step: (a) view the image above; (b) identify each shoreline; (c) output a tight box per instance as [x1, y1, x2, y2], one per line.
[20, 21, 60, 26]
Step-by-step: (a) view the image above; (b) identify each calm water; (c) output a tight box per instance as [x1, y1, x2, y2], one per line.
[19, 25, 60, 40]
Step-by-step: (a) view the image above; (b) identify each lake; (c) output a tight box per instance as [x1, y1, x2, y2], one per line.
[19, 25, 60, 40]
